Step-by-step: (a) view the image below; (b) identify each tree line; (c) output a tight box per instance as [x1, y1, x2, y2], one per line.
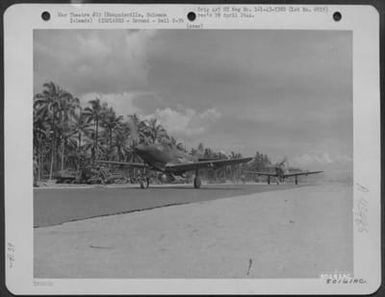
[33, 82, 272, 182]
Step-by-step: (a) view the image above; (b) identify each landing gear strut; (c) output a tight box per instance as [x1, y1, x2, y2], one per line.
[194, 169, 201, 189]
[267, 176, 270, 185]
[295, 176, 298, 185]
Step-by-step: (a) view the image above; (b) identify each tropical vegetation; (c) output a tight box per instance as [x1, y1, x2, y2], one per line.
[33, 82, 272, 183]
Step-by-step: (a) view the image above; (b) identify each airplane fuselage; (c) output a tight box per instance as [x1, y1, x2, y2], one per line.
[275, 166, 289, 181]
[97, 143, 252, 189]
[135, 143, 196, 173]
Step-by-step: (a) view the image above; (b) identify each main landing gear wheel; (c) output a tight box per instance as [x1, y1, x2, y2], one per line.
[194, 176, 201, 189]
[139, 177, 150, 189]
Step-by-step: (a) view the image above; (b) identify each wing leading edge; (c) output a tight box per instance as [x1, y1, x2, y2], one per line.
[245, 171, 278, 177]
[166, 157, 252, 173]
[283, 171, 323, 178]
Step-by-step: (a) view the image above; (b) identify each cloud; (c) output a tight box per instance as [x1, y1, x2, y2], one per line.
[34, 29, 352, 176]
[145, 107, 221, 137]
[78, 94, 222, 139]
[291, 152, 352, 168]
[79, 92, 142, 116]
[77, 32, 111, 59]
[34, 30, 157, 95]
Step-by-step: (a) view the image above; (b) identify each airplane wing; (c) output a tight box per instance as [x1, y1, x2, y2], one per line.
[95, 160, 149, 169]
[283, 171, 323, 177]
[166, 157, 252, 173]
[245, 171, 278, 177]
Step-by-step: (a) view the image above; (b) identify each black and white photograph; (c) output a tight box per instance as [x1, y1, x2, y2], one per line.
[3, 3, 381, 295]
[33, 29, 353, 278]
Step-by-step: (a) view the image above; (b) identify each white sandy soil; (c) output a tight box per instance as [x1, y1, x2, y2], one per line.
[34, 183, 352, 278]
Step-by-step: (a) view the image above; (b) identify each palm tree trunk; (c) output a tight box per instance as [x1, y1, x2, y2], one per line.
[49, 144, 54, 180]
[95, 119, 98, 161]
[37, 143, 42, 181]
[109, 129, 112, 160]
[49, 119, 55, 180]
[56, 140, 60, 175]
[61, 139, 65, 171]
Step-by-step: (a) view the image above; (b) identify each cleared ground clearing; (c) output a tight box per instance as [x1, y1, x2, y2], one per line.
[34, 183, 352, 278]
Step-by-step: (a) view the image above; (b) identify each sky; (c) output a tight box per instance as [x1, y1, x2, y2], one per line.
[34, 29, 353, 178]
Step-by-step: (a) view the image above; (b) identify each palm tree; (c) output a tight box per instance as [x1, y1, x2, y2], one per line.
[33, 82, 262, 185]
[177, 142, 186, 152]
[145, 118, 168, 144]
[83, 98, 105, 162]
[71, 109, 90, 149]
[34, 82, 73, 180]
[112, 122, 131, 161]
[57, 120, 76, 171]
[56, 96, 79, 171]
[167, 136, 177, 147]
[102, 107, 123, 159]
[127, 114, 149, 145]
[33, 106, 51, 181]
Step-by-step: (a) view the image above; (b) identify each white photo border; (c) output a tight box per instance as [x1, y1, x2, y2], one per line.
[4, 4, 381, 295]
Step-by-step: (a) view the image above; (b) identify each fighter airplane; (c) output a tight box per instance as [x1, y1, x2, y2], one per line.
[247, 158, 323, 185]
[96, 143, 252, 189]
